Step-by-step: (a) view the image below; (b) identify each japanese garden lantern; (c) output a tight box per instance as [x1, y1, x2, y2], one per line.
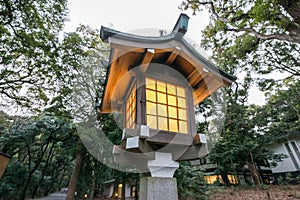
[98, 13, 236, 176]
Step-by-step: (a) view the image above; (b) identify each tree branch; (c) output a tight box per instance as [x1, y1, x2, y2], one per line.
[264, 47, 300, 76]
[277, 0, 300, 25]
[226, 27, 300, 44]
[186, 0, 300, 44]
[0, 0, 13, 25]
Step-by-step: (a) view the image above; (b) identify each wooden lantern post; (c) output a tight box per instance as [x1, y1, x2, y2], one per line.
[98, 14, 236, 200]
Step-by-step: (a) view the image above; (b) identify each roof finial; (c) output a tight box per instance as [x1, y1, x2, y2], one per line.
[172, 13, 190, 37]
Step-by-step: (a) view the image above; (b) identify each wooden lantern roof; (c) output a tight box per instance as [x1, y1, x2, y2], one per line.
[99, 14, 236, 113]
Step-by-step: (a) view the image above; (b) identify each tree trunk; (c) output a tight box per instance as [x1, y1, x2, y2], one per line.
[221, 173, 230, 187]
[44, 175, 56, 196]
[89, 171, 96, 200]
[20, 174, 32, 200]
[121, 176, 126, 200]
[247, 160, 261, 185]
[66, 139, 83, 200]
[32, 143, 56, 198]
[134, 178, 138, 200]
[243, 170, 251, 185]
[44, 160, 63, 196]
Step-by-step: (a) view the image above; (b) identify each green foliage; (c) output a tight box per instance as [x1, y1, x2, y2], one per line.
[0, 112, 77, 199]
[207, 79, 298, 185]
[181, 0, 300, 187]
[250, 0, 280, 23]
[0, 0, 69, 111]
[259, 183, 267, 190]
[182, 0, 300, 89]
[277, 175, 285, 186]
[0, 160, 28, 199]
[257, 79, 300, 144]
[1, 2, 114, 199]
[50, 25, 109, 122]
[175, 162, 208, 200]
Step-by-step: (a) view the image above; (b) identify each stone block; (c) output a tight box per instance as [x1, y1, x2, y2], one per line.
[140, 177, 178, 200]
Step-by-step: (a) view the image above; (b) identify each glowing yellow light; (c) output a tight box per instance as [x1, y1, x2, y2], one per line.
[167, 84, 176, 95]
[168, 95, 177, 106]
[205, 175, 223, 184]
[146, 89, 156, 102]
[146, 78, 156, 90]
[146, 102, 156, 115]
[145, 78, 188, 134]
[168, 106, 177, 118]
[147, 115, 157, 129]
[169, 119, 178, 132]
[157, 104, 167, 117]
[157, 92, 166, 104]
[157, 81, 166, 92]
[179, 121, 188, 133]
[177, 86, 185, 97]
[178, 97, 186, 108]
[158, 117, 168, 131]
[126, 86, 136, 129]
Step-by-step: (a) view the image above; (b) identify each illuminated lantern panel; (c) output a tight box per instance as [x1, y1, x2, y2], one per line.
[126, 85, 136, 129]
[145, 78, 188, 134]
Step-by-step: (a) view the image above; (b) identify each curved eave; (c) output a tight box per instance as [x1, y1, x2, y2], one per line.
[99, 26, 236, 113]
[101, 26, 176, 44]
[180, 38, 237, 83]
[100, 26, 236, 82]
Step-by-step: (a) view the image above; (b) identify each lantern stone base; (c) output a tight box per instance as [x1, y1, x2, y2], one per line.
[140, 177, 178, 200]
[148, 152, 179, 177]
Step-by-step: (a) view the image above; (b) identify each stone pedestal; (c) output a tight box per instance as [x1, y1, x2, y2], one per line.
[140, 177, 178, 200]
[148, 152, 179, 177]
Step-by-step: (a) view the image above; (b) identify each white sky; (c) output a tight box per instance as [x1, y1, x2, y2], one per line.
[65, 0, 266, 105]
[65, 0, 209, 42]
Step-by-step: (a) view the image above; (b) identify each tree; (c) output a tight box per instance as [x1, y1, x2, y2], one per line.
[180, 0, 299, 185]
[56, 25, 111, 200]
[181, 0, 299, 89]
[0, 0, 69, 111]
[204, 79, 298, 186]
[66, 139, 83, 200]
[0, 112, 76, 200]
[1, 2, 121, 199]
[175, 162, 208, 200]
[255, 78, 300, 142]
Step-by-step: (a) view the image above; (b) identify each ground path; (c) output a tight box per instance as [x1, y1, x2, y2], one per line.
[35, 192, 66, 200]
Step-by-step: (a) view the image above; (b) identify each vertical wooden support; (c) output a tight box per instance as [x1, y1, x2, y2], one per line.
[136, 73, 146, 126]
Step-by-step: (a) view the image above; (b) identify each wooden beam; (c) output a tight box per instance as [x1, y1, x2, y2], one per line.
[136, 76, 146, 126]
[193, 74, 223, 105]
[187, 68, 207, 87]
[146, 131, 193, 146]
[122, 126, 150, 140]
[113, 145, 152, 171]
[142, 49, 155, 65]
[177, 144, 208, 161]
[122, 128, 139, 140]
[110, 42, 145, 53]
[137, 48, 155, 73]
[166, 47, 181, 65]
[193, 75, 208, 102]
[125, 137, 155, 157]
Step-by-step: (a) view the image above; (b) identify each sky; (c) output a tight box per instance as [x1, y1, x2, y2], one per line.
[65, 0, 266, 105]
[65, 0, 209, 42]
